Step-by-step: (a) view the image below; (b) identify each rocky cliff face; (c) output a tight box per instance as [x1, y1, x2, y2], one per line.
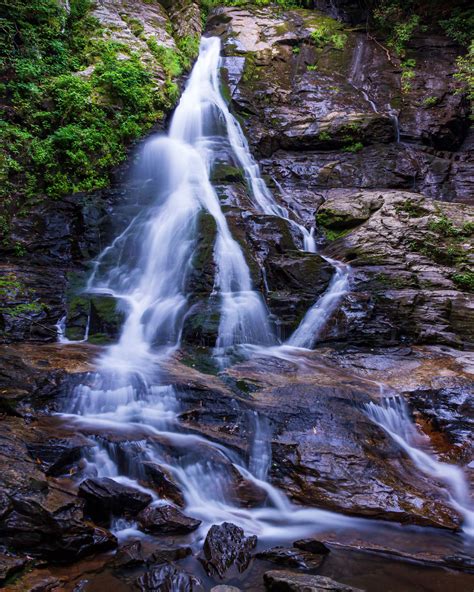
[205, 5, 473, 348]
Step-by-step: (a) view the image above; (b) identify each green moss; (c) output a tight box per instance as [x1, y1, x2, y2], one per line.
[180, 347, 220, 375]
[395, 199, 429, 218]
[321, 227, 352, 241]
[428, 214, 473, 238]
[452, 272, 474, 292]
[374, 273, 415, 289]
[210, 163, 245, 184]
[422, 95, 439, 108]
[343, 141, 363, 153]
[0, 274, 44, 320]
[309, 15, 348, 50]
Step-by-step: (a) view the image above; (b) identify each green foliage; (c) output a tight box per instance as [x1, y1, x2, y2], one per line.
[0, 274, 43, 318]
[371, 1, 473, 101]
[147, 38, 183, 77]
[306, 64, 318, 71]
[452, 272, 474, 292]
[440, 8, 474, 47]
[409, 213, 473, 269]
[428, 214, 474, 238]
[401, 58, 416, 93]
[396, 199, 429, 217]
[0, 0, 187, 247]
[422, 95, 439, 108]
[343, 141, 363, 153]
[310, 16, 347, 50]
[454, 41, 474, 104]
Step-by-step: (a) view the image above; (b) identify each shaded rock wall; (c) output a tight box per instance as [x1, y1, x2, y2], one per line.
[208, 6, 472, 204]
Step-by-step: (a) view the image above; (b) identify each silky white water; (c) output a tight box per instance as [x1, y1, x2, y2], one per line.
[203, 43, 352, 347]
[59, 37, 360, 543]
[58, 36, 472, 553]
[366, 391, 474, 536]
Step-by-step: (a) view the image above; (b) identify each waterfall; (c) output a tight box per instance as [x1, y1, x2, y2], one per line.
[85, 37, 273, 370]
[56, 37, 474, 553]
[58, 37, 367, 543]
[366, 391, 474, 537]
[200, 48, 351, 347]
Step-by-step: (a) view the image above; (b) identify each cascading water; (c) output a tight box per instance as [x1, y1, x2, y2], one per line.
[366, 390, 474, 537]
[60, 37, 358, 542]
[57, 37, 474, 565]
[201, 49, 351, 347]
[348, 37, 400, 143]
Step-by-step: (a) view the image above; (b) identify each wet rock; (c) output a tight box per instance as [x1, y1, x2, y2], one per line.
[0, 415, 117, 560]
[136, 563, 203, 592]
[1, 491, 117, 560]
[26, 435, 92, 476]
[200, 522, 257, 578]
[149, 545, 192, 564]
[293, 538, 330, 555]
[0, 553, 27, 585]
[263, 570, 365, 591]
[320, 190, 474, 348]
[256, 546, 325, 570]
[112, 540, 146, 568]
[137, 504, 201, 534]
[141, 461, 186, 507]
[79, 477, 152, 522]
[211, 587, 242, 592]
[208, 5, 472, 206]
[444, 553, 474, 571]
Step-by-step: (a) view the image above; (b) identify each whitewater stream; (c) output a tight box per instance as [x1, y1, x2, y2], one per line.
[59, 37, 473, 582]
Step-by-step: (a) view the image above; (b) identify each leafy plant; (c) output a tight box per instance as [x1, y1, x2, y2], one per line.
[0, 274, 43, 318]
[452, 272, 474, 292]
[422, 96, 439, 108]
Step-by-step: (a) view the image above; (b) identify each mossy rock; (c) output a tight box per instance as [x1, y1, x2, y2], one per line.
[188, 211, 217, 297]
[181, 299, 221, 347]
[65, 292, 125, 344]
[88, 295, 125, 343]
[210, 163, 245, 185]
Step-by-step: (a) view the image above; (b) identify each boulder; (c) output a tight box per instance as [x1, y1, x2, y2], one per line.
[137, 504, 201, 534]
[136, 563, 203, 592]
[79, 477, 152, 522]
[263, 570, 365, 591]
[141, 461, 186, 507]
[199, 522, 257, 578]
[293, 538, 330, 555]
[256, 546, 325, 570]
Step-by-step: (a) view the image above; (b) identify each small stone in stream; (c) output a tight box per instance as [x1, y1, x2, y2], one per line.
[263, 570, 365, 591]
[150, 545, 192, 563]
[199, 522, 257, 578]
[78, 477, 152, 521]
[211, 587, 242, 591]
[0, 553, 27, 584]
[256, 546, 324, 570]
[136, 563, 203, 591]
[137, 504, 201, 534]
[141, 461, 185, 507]
[293, 538, 331, 555]
[112, 540, 145, 568]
